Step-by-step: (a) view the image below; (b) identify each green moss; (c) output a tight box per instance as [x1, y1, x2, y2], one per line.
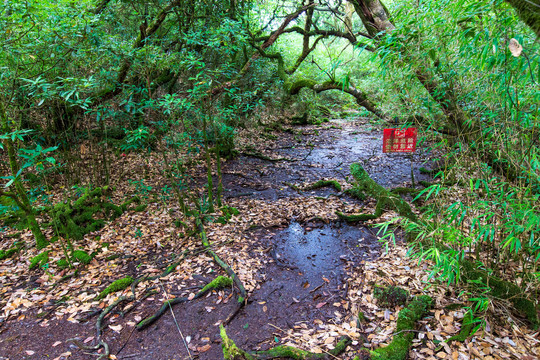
[220, 325, 255, 360]
[390, 187, 420, 196]
[134, 203, 147, 212]
[49, 187, 124, 240]
[253, 336, 351, 359]
[29, 251, 49, 270]
[339, 163, 418, 222]
[337, 211, 378, 222]
[0, 242, 23, 261]
[305, 179, 342, 192]
[447, 311, 477, 342]
[288, 79, 318, 95]
[358, 311, 367, 323]
[56, 258, 69, 269]
[220, 324, 351, 360]
[72, 250, 94, 265]
[370, 295, 433, 360]
[374, 285, 409, 307]
[120, 196, 141, 211]
[201, 276, 233, 293]
[345, 187, 367, 201]
[461, 260, 539, 329]
[96, 276, 134, 300]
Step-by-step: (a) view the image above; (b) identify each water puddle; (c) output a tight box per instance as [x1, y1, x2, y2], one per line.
[272, 221, 379, 282]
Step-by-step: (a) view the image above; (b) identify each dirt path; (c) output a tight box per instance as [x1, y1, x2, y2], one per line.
[0, 118, 435, 360]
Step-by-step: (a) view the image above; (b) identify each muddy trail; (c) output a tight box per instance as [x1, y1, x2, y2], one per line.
[0, 118, 435, 360]
[223, 119, 433, 201]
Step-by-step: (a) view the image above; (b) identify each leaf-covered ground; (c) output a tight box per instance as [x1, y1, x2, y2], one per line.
[0, 118, 538, 359]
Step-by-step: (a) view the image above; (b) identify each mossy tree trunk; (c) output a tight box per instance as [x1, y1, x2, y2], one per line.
[0, 100, 48, 249]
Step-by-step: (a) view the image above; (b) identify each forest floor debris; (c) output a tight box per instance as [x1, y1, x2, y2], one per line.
[1, 119, 538, 359]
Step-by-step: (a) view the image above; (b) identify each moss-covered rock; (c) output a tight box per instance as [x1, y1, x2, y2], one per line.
[96, 276, 134, 301]
[48, 187, 124, 240]
[370, 295, 433, 360]
[29, 251, 49, 270]
[374, 285, 409, 308]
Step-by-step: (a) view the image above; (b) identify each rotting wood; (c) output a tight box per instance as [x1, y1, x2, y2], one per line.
[337, 163, 418, 222]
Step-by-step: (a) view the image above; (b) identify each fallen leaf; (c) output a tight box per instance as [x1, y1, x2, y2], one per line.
[197, 344, 211, 352]
[509, 38, 522, 57]
[83, 336, 94, 344]
[316, 302, 326, 309]
[108, 324, 122, 332]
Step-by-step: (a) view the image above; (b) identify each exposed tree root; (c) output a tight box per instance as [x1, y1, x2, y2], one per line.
[196, 217, 247, 324]
[220, 324, 352, 360]
[303, 179, 342, 192]
[69, 295, 131, 359]
[369, 295, 433, 360]
[241, 151, 296, 162]
[447, 311, 477, 343]
[136, 275, 233, 330]
[337, 163, 418, 223]
[70, 249, 199, 357]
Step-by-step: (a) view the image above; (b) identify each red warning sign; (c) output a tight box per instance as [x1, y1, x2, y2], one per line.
[383, 128, 417, 153]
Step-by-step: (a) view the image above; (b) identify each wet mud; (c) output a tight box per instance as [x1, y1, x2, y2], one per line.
[0, 118, 433, 360]
[222, 119, 435, 200]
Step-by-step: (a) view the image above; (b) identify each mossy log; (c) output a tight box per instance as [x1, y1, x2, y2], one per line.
[220, 324, 351, 360]
[338, 163, 418, 222]
[461, 260, 539, 329]
[370, 295, 433, 360]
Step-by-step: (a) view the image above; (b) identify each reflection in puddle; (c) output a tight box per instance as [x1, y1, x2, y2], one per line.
[274, 222, 379, 282]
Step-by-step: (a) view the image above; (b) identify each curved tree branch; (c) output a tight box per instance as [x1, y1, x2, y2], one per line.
[289, 79, 387, 119]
